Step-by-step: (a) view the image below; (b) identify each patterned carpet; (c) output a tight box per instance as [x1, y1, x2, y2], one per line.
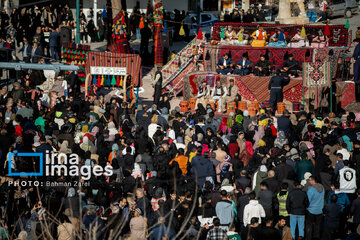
[203, 45, 345, 79]
[183, 72, 303, 103]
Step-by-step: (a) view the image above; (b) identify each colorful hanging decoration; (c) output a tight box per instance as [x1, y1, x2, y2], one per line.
[107, 75, 111, 86]
[197, 28, 203, 40]
[139, 16, 145, 29]
[93, 75, 97, 85]
[300, 26, 307, 38]
[345, 18, 350, 29]
[163, 21, 168, 34]
[220, 28, 225, 39]
[153, 0, 164, 66]
[324, 22, 331, 36]
[97, 75, 101, 88]
[101, 75, 105, 86]
[179, 24, 185, 36]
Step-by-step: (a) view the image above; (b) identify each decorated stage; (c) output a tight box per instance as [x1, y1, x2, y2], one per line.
[203, 45, 345, 79]
[183, 72, 304, 105]
[212, 22, 350, 47]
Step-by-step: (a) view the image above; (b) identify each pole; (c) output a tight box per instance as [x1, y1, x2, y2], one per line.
[76, 0, 80, 44]
[197, 0, 200, 31]
[330, 84, 333, 112]
[94, 0, 98, 28]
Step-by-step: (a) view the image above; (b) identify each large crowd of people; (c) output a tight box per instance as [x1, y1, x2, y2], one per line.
[0, 64, 360, 240]
[0, 1, 360, 240]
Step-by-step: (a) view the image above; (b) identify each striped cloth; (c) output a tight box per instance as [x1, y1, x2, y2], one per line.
[154, 24, 163, 66]
[86, 52, 142, 86]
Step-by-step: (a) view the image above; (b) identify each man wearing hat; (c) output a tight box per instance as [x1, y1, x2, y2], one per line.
[282, 54, 301, 77]
[234, 53, 252, 75]
[195, 80, 210, 109]
[223, 78, 239, 111]
[268, 70, 290, 113]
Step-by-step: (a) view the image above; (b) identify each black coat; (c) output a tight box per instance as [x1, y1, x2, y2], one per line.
[351, 198, 360, 224]
[286, 188, 309, 215]
[263, 177, 280, 194]
[324, 203, 341, 228]
[275, 162, 295, 182]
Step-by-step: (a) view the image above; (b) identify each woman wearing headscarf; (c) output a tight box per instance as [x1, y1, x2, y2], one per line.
[268, 28, 287, 47]
[80, 136, 96, 154]
[239, 141, 253, 167]
[59, 140, 72, 154]
[274, 131, 289, 149]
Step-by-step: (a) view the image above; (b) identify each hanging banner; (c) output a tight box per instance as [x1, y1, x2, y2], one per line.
[90, 66, 127, 75]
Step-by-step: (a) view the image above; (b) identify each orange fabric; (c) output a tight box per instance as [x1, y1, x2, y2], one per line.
[258, 29, 263, 40]
[169, 155, 189, 175]
[108, 152, 117, 164]
[139, 16, 144, 29]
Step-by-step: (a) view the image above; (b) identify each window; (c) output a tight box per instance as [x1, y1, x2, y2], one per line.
[201, 14, 212, 23]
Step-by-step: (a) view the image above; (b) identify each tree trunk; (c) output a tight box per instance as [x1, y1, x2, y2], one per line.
[111, 0, 122, 19]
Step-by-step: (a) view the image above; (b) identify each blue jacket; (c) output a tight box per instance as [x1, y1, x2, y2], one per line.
[327, 191, 350, 212]
[323, 203, 341, 228]
[217, 57, 233, 67]
[19, 44, 32, 58]
[215, 200, 234, 225]
[277, 115, 292, 136]
[236, 59, 252, 69]
[307, 183, 325, 214]
[49, 31, 59, 47]
[191, 155, 215, 187]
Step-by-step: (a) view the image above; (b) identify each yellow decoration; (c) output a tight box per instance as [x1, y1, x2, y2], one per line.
[300, 26, 307, 38]
[238, 32, 243, 41]
[179, 24, 185, 36]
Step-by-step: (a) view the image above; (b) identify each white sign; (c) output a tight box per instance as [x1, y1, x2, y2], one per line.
[90, 67, 127, 76]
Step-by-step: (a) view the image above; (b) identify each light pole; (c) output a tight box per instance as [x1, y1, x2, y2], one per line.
[76, 0, 80, 44]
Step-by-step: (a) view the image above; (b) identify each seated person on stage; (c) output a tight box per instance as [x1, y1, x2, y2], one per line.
[223, 78, 239, 110]
[250, 25, 267, 47]
[288, 28, 307, 48]
[234, 26, 249, 46]
[224, 25, 237, 43]
[195, 80, 210, 108]
[216, 53, 234, 75]
[211, 79, 227, 113]
[281, 54, 301, 77]
[234, 53, 252, 75]
[311, 29, 329, 48]
[268, 28, 287, 48]
[254, 54, 271, 76]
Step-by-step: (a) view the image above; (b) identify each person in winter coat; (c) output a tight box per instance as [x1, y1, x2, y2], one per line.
[169, 148, 189, 175]
[215, 190, 234, 230]
[322, 194, 341, 240]
[306, 176, 325, 240]
[351, 189, 360, 228]
[130, 208, 147, 240]
[253, 165, 268, 197]
[327, 183, 350, 212]
[295, 153, 314, 181]
[243, 192, 266, 226]
[286, 181, 309, 239]
[191, 147, 215, 187]
[258, 182, 274, 218]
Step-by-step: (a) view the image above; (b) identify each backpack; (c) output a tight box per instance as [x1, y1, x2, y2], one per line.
[220, 163, 231, 180]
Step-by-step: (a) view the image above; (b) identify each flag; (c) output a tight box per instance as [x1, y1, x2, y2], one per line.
[300, 26, 307, 38]
[139, 16, 144, 29]
[102, 6, 107, 19]
[179, 24, 185, 36]
[163, 21, 168, 34]
[220, 28, 225, 39]
[345, 19, 350, 29]
[324, 22, 331, 36]
[197, 28, 203, 40]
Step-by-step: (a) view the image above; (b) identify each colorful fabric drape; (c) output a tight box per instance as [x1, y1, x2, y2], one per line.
[154, 24, 163, 66]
